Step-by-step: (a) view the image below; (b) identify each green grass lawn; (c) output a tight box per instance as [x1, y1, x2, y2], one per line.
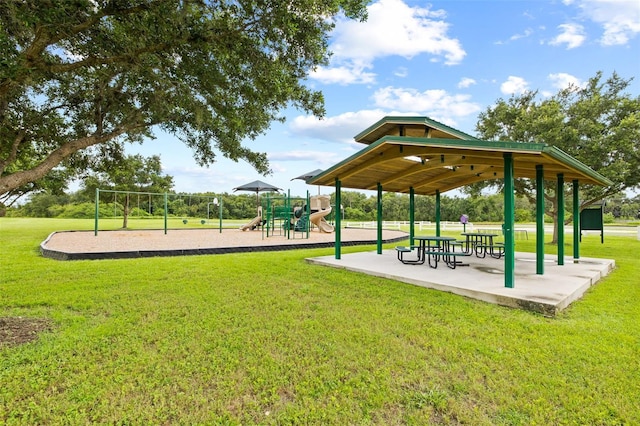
[1, 218, 639, 424]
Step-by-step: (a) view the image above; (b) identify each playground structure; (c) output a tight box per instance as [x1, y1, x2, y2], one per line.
[242, 192, 336, 239]
[94, 188, 335, 239]
[309, 195, 334, 233]
[262, 192, 311, 239]
[239, 206, 264, 231]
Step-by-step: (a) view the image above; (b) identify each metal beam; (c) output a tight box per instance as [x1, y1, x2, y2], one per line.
[435, 190, 441, 237]
[557, 174, 565, 266]
[573, 179, 580, 262]
[335, 178, 341, 259]
[377, 183, 383, 254]
[504, 153, 515, 288]
[536, 165, 545, 275]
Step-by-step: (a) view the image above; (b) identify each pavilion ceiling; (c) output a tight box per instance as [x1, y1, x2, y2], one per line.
[309, 136, 612, 196]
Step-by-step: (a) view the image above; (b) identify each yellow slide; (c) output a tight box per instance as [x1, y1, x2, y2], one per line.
[310, 207, 334, 233]
[239, 207, 263, 231]
[239, 215, 262, 231]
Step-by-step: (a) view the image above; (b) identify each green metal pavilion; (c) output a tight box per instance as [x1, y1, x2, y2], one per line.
[308, 116, 613, 289]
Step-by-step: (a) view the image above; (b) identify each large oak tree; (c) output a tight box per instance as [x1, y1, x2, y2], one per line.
[474, 72, 640, 241]
[0, 0, 367, 205]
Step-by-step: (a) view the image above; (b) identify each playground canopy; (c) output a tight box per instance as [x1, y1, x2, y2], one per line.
[292, 169, 324, 194]
[233, 180, 282, 206]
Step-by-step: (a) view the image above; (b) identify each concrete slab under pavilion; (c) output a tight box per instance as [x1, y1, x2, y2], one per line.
[307, 250, 615, 316]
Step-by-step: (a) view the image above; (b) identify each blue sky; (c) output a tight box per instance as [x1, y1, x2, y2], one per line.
[133, 0, 640, 197]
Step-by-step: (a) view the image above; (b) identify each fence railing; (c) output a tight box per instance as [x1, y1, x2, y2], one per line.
[344, 221, 475, 231]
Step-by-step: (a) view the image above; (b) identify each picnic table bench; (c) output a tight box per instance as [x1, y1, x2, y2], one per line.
[396, 237, 471, 269]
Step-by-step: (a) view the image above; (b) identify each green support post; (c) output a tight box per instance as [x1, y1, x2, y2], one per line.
[335, 178, 341, 259]
[286, 190, 291, 240]
[557, 174, 564, 265]
[435, 190, 441, 237]
[573, 179, 579, 262]
[536, 165, 545, 275]
[503, 153, 515, 288]
[94, 188, 99, 236]
[164, 193, 168, 235]
[219, 197, 223, 233]
[377, 183, 383, 254]
[409, 187, 415, 246]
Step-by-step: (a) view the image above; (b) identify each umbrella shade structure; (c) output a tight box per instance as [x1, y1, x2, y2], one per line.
[292, 169, 324, 182]
[292, 169, 324, 194]
[233, 180, 282, 207]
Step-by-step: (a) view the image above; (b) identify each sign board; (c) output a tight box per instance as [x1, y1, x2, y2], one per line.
[580, 202, 605, 243]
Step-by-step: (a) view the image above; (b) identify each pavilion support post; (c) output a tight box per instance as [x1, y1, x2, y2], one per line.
[409, 187, 415, 246]
[503, 153, 515, 288]
[557, 174, 565, 265]
[435, 190, 441, 237]
[536, 165, 545, 275]
[335, 178, 342, 259]
[573, 179, 580, 262]
[377, 183, 383, 254]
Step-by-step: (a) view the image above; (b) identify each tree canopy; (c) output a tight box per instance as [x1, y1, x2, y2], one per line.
[474, 72, 640, 237]
[0, 0, 368, 205]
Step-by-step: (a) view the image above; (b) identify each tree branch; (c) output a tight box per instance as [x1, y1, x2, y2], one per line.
[0, 120, 152, 196]
[0, 129, 26, 175]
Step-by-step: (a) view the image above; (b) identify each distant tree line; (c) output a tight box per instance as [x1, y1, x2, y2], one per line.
[6, 189, 640, 224]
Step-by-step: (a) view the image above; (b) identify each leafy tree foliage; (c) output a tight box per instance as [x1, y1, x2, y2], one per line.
[474, 72, 640, 240]
[0, 0, 368, 204]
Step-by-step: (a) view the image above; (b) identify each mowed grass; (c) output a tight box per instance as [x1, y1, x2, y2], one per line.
[1, 218, 639, 424]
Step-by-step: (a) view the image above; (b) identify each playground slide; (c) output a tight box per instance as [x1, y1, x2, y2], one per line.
[310, 207, 334, 233]
[239, 215, 262, 231]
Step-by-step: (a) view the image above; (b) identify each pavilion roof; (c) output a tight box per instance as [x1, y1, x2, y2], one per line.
[309, 134, 612, 195]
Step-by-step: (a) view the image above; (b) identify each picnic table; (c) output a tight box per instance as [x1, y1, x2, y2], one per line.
[460, 232, 504, 259]
[396, 235, 470, 269]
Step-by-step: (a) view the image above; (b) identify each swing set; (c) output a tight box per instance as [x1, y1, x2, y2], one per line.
[94, 189, 223, 236]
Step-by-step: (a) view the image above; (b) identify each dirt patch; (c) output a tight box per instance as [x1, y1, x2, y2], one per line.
[0, 317, 52, 347]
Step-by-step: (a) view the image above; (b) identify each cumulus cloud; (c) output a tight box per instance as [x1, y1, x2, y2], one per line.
[548, 72, 585, 90]
[550, 23, 587, 48]
[289, 85, 481, 144]
[577, 0, 640, 45]
[457, 77, 476, 89]
[310, 64, 376, 85]
[500, 76, 529, 95]
[310, 0, 466, 85]
[510, 28, 534, 41]
[268, 150, 343, 166]
[372, 87, 481, 119]
[290, 110, 388, 143]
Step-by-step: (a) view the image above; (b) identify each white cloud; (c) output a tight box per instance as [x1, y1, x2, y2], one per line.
[510, 28, 534, 41]
[457, 77, 476, 89]
[311, 0, 466, 85]
[394, 67, 409, 78]
[310, 64, 376, 85]
[577, 0, 640, 45]
[290, 86, 481, 143]
[500, 76, 529, 95]
[550, 23, 587, 49]
[548, 72, 585, 90]
[290, 110, 387, 143]
[268, 151, 343, 166]
[372, 86, 481, 119]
